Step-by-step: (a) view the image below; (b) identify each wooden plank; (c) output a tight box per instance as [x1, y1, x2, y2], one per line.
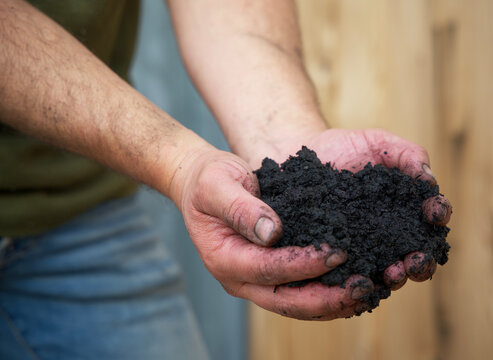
[432, 0, 493, 359]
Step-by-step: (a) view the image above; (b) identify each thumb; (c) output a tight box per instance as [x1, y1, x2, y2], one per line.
[197, 163, 282, 246]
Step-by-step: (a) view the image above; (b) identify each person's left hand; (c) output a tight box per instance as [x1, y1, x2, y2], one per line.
[252, 128, 452, 304]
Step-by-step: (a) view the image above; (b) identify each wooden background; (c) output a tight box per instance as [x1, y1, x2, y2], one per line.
[249, 0, 493, 359]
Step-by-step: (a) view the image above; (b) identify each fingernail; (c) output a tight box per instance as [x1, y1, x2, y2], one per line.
[408, 253, 432, 275]
[350, 280, 374, 300]
[422, 164, 436, 182]
[419, 259, 434, 275]
[392, 271, 407, 284]
[255, 217, 274, 245]
[355, 303, 371, 315]
[390, 277, 407, 291]
[422, 196, 452, 226]
[408, 253, 436, 282]
[325, 249, 347, 269]
[351, 286, 368, 300]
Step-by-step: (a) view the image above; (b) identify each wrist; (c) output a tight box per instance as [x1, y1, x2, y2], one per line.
[233, 114, 329, 169]
[154, 128, 215, 207]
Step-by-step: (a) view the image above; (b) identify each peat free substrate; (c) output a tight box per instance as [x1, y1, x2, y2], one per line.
[254, 147, 450, 311]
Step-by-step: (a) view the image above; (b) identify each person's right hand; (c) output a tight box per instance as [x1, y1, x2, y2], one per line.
[169, 147, 377, 320]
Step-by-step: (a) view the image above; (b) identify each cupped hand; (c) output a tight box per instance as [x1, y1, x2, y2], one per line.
[170, 147, 376, 320]
[263, 128, 452, 297]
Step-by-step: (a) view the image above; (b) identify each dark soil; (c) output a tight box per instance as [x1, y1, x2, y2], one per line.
[254, 147, 450, 312]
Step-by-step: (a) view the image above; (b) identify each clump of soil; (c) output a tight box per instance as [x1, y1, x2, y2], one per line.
[254, 147, 450, 312]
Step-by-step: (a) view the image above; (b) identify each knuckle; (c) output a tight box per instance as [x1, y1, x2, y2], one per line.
[225, 196, 250, 235]
[255, 259, 277, 284]
[397, 146, 412, 166]
[274, 298, 319, 320]
[225, 196, 243, 222]
[202, 251, 233, 282]
[417, 145, 427, 155]
[274, 299, 298, 318]
[325, 290, 350, 312]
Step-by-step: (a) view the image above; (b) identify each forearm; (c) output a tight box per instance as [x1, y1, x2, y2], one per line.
[168, 0, 327, 167]
[0, 0, 211, 201]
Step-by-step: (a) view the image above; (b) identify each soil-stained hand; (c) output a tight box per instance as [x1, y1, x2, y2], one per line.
[170, 148, 375, 320]
[302, 128, 452, 288]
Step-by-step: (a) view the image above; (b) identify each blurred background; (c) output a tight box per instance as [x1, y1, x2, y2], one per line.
[131, 0, 492, 360]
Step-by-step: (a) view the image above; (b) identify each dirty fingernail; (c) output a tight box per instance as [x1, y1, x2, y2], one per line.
[255, 217, 274, 245]
[418, 259, 434, 275]
[392, 271, 407, 284]
[422, 196, 452, 226]
[407, 253, 435, 281]
[412, 253, 427, 271]
[408, 253, 424, 270]
[350, 280, 374, 301]
[351, 286, 368, 300]
[355, 303, 371, 315]
[390, 277, 408, 291]
[325, 249, 347, 269]
[422, 164, 436, 183]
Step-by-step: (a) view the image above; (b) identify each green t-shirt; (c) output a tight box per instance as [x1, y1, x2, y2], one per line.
[0, 0, 140, 237]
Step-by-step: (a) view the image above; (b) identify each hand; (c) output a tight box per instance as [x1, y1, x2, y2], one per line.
[260, 128, 452, 296]
[170, 147, 379, 320]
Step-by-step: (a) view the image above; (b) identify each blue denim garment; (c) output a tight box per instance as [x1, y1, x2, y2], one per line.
[0, 194, 209, 360]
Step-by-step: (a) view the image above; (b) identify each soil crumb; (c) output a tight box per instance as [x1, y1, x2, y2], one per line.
[254, 147, 450, 312]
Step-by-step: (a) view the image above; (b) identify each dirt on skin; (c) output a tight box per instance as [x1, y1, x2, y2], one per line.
[254, 147, 450, 312]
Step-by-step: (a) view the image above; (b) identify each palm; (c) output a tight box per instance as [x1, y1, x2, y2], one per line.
[303, 129, 430, 180]
[264, 128, 451, 292]
[308, 129, 387, 170]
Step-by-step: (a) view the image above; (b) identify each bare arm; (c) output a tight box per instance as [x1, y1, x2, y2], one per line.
[0, 0, 211, 201]
[167, 0, 327, 167]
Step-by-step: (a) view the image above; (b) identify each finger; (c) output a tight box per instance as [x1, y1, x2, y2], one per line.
[196, 161, 282, 246]
[390, 277, 408, 291]
[232, 275, 375, 320]
[422, 195, 452, 226]
[383, 261, 407, 288]
[366, 129, 437, 186]
[404, 252, 437, 282]
[211, 237, 347, 285]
